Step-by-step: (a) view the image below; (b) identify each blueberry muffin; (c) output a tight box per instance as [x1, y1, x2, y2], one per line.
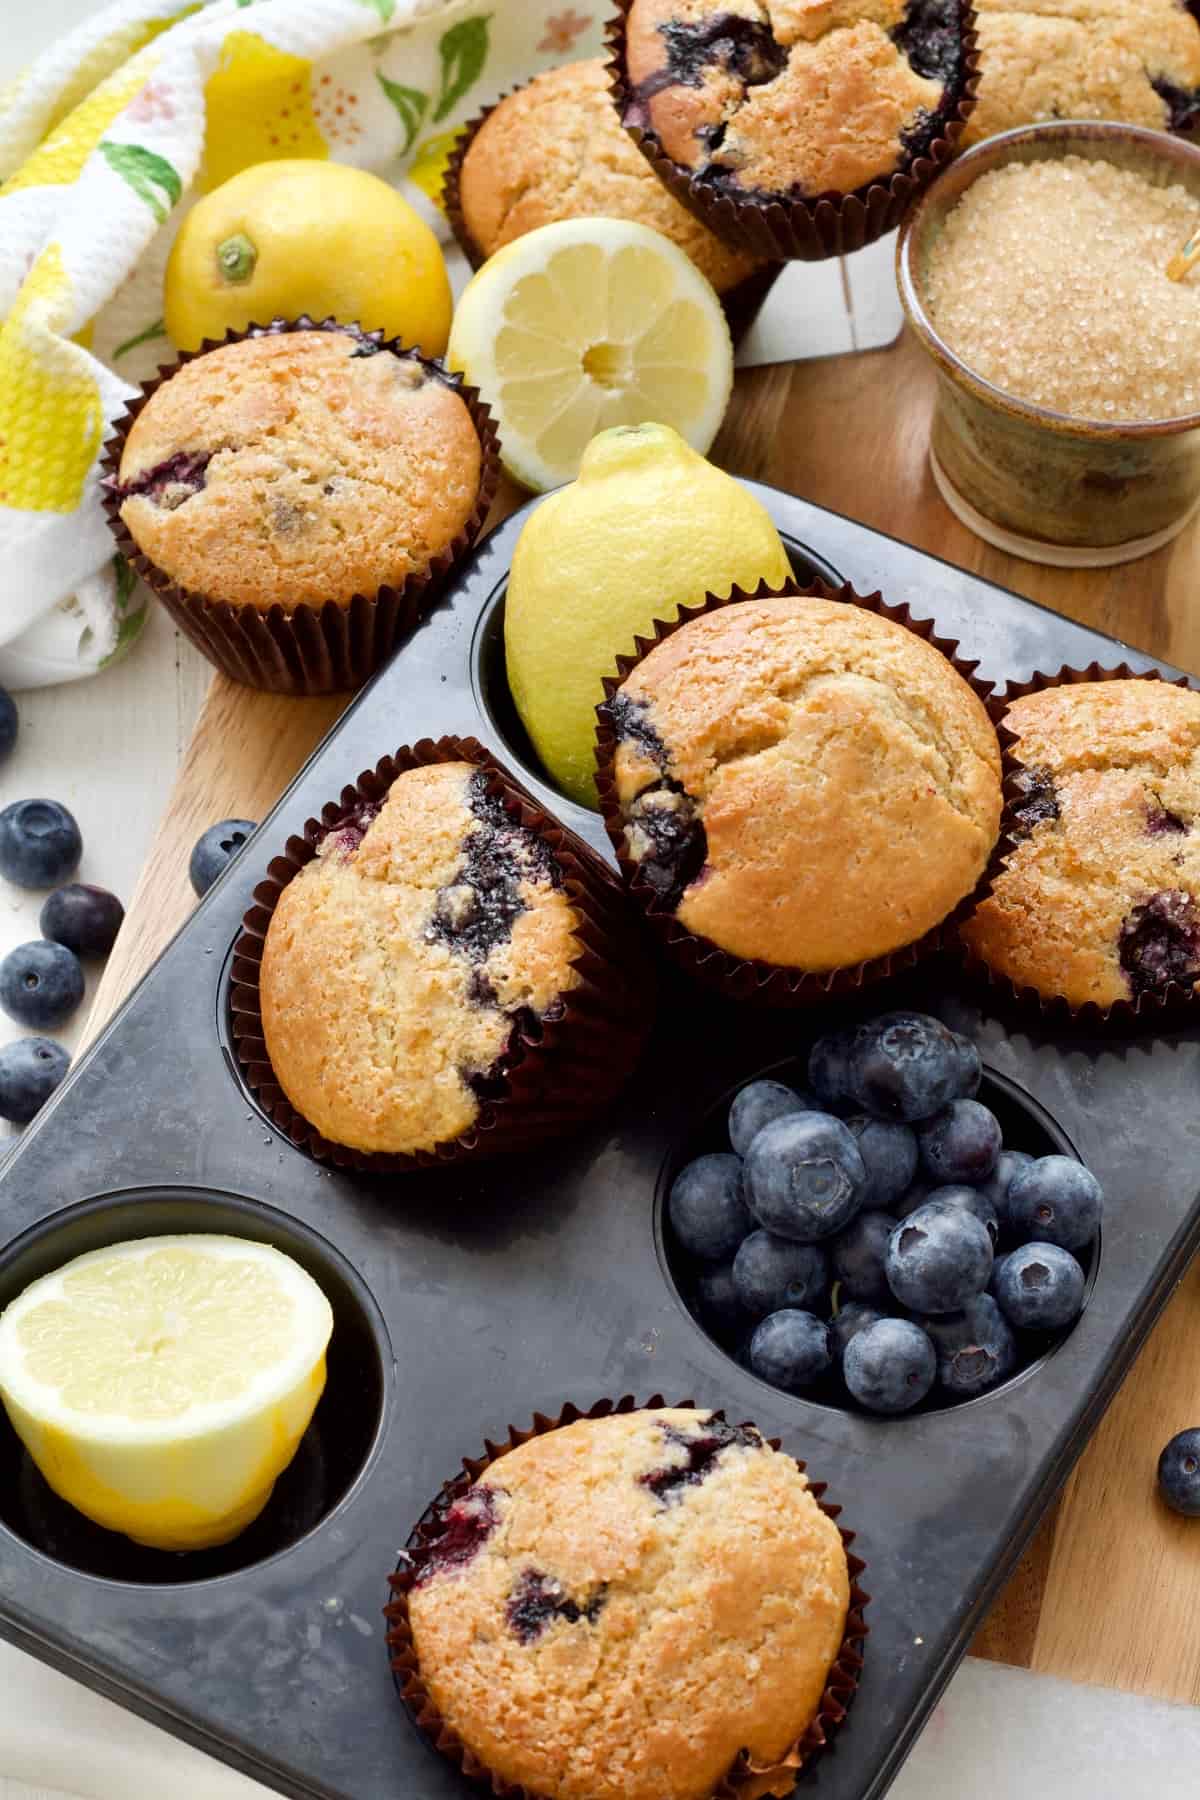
[259, 762, 581, 1155]
[621, 0, 970, 201]
[964, 1, 1200, 147]
[113, 329, 484, 612]
[401, 1408, 851, 1800]
[456, 59, 763, 294]
[605, 595, 1002, 971]
[962, 680, 1200, 1008]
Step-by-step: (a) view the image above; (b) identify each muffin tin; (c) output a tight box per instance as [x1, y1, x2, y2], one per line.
[0, 485, 1197, 1800]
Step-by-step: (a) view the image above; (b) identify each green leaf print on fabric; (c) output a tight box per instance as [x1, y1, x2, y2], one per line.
[377, 73, 428, 156]
[98, 142, 181, 225]
[113, 318, 166, 360]
[433, 16, 491, 122]
[358, 0, 396, 21]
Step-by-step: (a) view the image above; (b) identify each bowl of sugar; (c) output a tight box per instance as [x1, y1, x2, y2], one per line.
[897, 121, 1200, 566]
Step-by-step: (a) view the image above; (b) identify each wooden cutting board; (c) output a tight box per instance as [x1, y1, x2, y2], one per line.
[86, 331, 1200, 1709]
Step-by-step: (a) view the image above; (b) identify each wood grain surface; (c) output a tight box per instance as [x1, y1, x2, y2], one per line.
[84, 330, 1200, 1705]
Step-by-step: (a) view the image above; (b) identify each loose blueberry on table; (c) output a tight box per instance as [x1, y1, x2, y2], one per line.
[189, 818, 258, 898]
[0, 686, 17, 763]
[1157, 1429, 1200, 1518]
[0, 799, 82, 889]
[0, 1038, 69, 1125]
[668, 1009, 1102, 1415]
[0, 940, 85, 1030]
[39, 884, 124, 958]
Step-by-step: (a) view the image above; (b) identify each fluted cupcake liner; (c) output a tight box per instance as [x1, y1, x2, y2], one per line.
[593, 577, 1018, 1008]
[441, 91, 785, 345]
[100, 318, 501, 697]
[957, 662, 1200, 1031]
[383, 1394, 869, 1800]
[229, 736, 655, 1172]
[606, 0, 980, 262]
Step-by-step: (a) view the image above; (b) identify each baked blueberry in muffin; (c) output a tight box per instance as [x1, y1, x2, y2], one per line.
[259, 762, 580, 1155]
[399, 1407, 851, 1800]
[961, 679, 1200, 1008]
[604, 594, 1002, 972]
[964, 1, 1200, 147]
[621, 0, 971, 200]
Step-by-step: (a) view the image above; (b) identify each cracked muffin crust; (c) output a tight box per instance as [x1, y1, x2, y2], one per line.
[457, 59, 762, 294]
[404, 1407, 850, 1800]
[114, 330, 483, 613]
[259, 761, 581, 1155]
[621, 0, 969, 199]
[608, 595, 1002, 970]
[962, 680, 1200, 1009]
[964, 1, 1200, 146]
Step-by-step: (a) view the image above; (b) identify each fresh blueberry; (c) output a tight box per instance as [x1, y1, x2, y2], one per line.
[843, 1317, 936, 1414]
[669, 1154, 751, 1262]
[927, 1183, 1000, 1246]
[0, 1037, 69, 1124]
[988, 1250, 1012, 1298]
[847, 1011, 964, 1122]
[732, 1230, 827, 1317]
[39, 884, 124, 958]
[0, 800, 82, 889]
[894, 1179, 934, 1220]
[695, 1262, 750, 1338]
[744, 1112, 867, 1242]
[0, 687, 17, 762]
[0, 940, 84, 1029]
[923, 1295, 1017, 1399]
[189, 818, 258, 898]
[951, 1033, 982, 1098]
[808, 1029, 855, 1109]
[1158, 1428, 1200, 1517]
[748, 1309, 831, 1392]
[885, 1200, 994, 1314]
[992, 1242, 1085, 1331]
[979, 1149, 1034, 1228]
[729, 1079, 816, 1158]
[829, 1301, 884, 1363]
[830, 1210, 897, 1304]
[918, 1099, 1002, 1185]
[845, 1115, 919, 1209]
[1006, 1156, 1103, 1252]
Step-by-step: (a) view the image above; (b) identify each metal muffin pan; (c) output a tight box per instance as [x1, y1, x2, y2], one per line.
[0, 486, 1197, 1800]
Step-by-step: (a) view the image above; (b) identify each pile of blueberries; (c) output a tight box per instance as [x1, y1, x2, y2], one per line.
[668, 1010, 1103, 1415]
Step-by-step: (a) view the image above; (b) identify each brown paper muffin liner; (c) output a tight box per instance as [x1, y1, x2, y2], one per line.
[957, 662, 1200, 1031]
[606, 0, 981, 262]
[441, 96, 785, 345]
[229, 735, 656, 1172]
[594, 577, 1018, 1008]
[383, 1394, 869, 1800]
[100, 318, 501, 696]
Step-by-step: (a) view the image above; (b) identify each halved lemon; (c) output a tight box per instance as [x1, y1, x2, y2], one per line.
[446, 217, 734, 492]
[0, 1235, 333, 1551]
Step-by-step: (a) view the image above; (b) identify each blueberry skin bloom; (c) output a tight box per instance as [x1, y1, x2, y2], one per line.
[927, 1183, 999, 1246]
[845, 1115, 918, 1210]
[748, 1309, 831, 1392]
[1006, 1156, 1103, 1253]
[843, 1318, 936, 1415]
[923, 1295, 1017, 1399]
[1158, 1428, 1200, 1517]
[0, 1037, 69, 1124]
[0, 940, 84, 1029]
[744, 1112, 867, 1242]
[729, 1079, 815, 1158]
[885, 1200, 994, 1314]
[918, 1099, 1002, 1185]
[979, 1149, 1034, 1228]
[829, 1302, 884, 1363]
[189, 818, 258, 898]
[0, 799, 82, 889]
[732, 1230, 827, 1317]
[993, 1243, 1085, 1331]
[669, 1153, 752, 1261]
[847, 1011, 964, 1122]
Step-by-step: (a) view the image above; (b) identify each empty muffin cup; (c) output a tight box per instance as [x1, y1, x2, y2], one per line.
[384, 1394, 868, 1800]
[606, 0, 980, 262]
[230, 735, 655, 1173]
[101, 318, 501, 696]
[898, 123, 1200, 565]
[595, 579, 1015, 1007]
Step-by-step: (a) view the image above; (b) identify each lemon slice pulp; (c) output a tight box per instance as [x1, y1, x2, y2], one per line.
[0, 1235, 333, 1551]
[447, 217, 734, 492]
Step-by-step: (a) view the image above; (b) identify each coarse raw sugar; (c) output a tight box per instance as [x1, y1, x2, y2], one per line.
[926, 156, 1200, 423]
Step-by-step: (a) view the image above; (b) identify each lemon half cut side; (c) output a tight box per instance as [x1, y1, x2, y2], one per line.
[0, 1234, 334, 1552]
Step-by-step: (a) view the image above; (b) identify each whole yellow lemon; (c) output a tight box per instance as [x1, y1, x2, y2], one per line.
[164, 159, 453, 354]
[505, 423, 792, 809]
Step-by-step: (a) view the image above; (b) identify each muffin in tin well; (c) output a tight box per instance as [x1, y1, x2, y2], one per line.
[605, 592, 1002, 973]
[401, 1407, 851, 1800]
[259, 760, 581, 1157]
[962, 677, 1200, 1010]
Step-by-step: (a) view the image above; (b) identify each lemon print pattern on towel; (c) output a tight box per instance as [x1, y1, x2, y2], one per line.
[1, 51, 158, 196]
[0, 244, 103, 514]
[199, 31, 328, 194]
